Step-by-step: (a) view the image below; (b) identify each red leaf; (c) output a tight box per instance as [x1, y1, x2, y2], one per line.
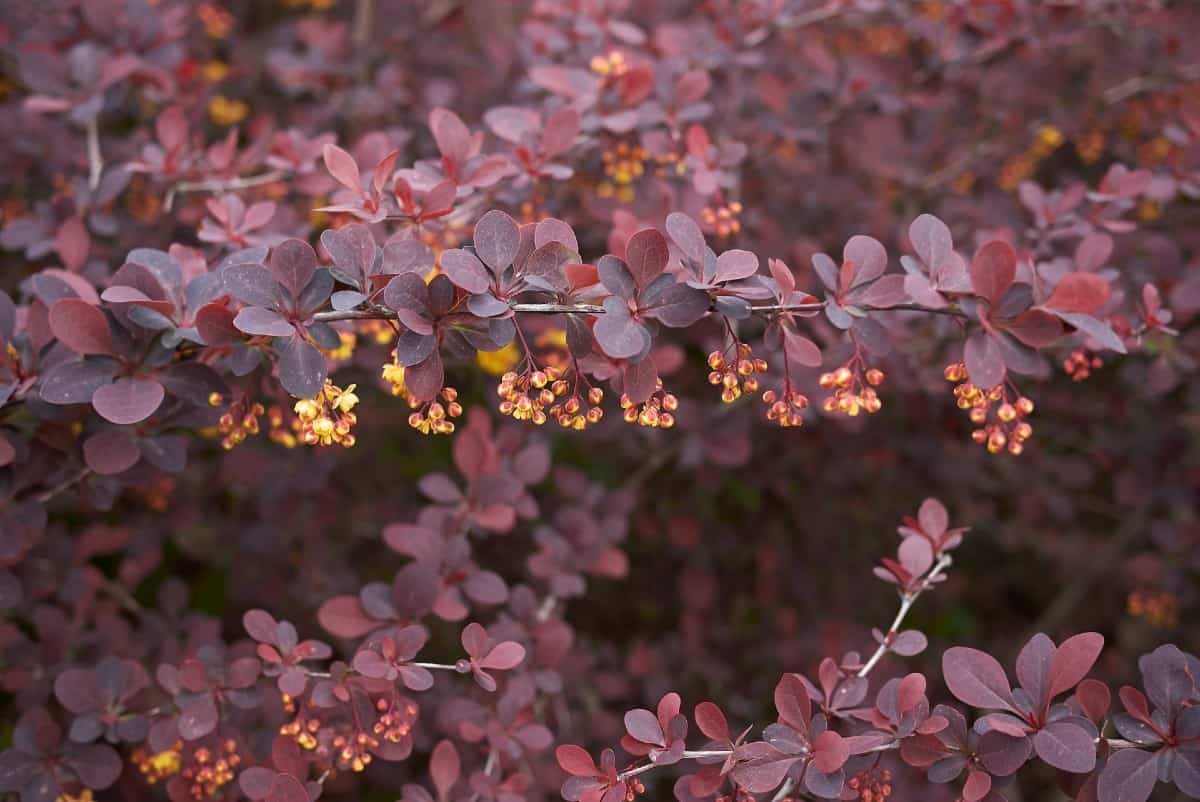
[322, 144, 361, 192]
[694, 702, 730, 742]
[1047, 633, 1104, 699]
[49, 299, 113, 355]
[970, 240, 1017, 305]
[430, 740, 460, 802]
[316, 595, 377, 639]
[556, 745, 599, 777]
[1045, 273, 1112, 315]
[55, 216, 90, 272]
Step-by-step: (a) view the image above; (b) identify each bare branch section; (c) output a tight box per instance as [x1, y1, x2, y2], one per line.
[312, 299, 963, 323]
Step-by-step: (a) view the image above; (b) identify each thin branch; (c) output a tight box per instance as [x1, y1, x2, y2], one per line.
[858, 553, 953, 678]
[34, 468, 91, 504]
[164, 170, 288, 211]
[313, 299, 962, 324]
[85, 116, 103, 191]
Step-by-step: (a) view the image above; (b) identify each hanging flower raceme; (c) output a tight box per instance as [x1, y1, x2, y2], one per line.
[293, 381, 360, 447]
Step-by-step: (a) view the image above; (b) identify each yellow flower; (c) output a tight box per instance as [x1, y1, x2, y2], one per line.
[476, 341, 521, 376]
[208, 95, 249, 126]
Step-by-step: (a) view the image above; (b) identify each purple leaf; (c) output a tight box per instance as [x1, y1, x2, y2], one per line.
[943, 647, 1016, 712]
[277, 337, 326, 399]
[473, 210, 520, 274]
[178, 696, 218, 740]
[715, 249, 758, 282]
[441, 249, 491, 294]
[234, 307, 294, 337]
[625, 709, 665, 747]
[1097, 748, 1158, 802]
[624, 229, 669, 288]
[1033, 721, 1096, 773]
[910, 214, 953, 271]
[594, 298, 649, 359]
[963, 333, 1005, 390]
[92, 378, 165, 424]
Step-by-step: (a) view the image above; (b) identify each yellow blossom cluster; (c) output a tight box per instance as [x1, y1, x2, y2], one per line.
[294, 381, 359, 447]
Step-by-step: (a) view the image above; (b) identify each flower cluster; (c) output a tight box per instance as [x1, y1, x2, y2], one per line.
[706, 345, 766, 404]
[620, 381, 678, 429]
[944, 363, 1034, 455]
[819, 364, 885, 417]
[407, 387, 464, 435]
[293, 381, 360, 447]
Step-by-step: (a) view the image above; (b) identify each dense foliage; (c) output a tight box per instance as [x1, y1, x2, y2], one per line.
[1, 2, 1198, 802]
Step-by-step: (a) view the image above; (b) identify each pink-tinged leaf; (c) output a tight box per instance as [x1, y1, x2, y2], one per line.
[178, 696, 218, 740]
[782, 329, 822, 368]
[666, 212, 708, 263]
[963, 333, 1006, 390]
[694, 702, 730, 742]
[266, 775, 308, 802]
[1047, 633, 1104, 699]
[372, 149, 400, 197]
[812, 730, 849, 773]
[234, 307, 294, 337]
[1007, 309, 1062, 347]
[594, 298, 649, 359]
[1045, 273, 1111, 315]
[473, 210, 521, 274]
[82, 430, 140, 475]
[715, 249, 758, 282]
[1033, 721, 1096, 773]
[769, 258, 796, 297]
[898, 535, 934, 577]
[623, 359, 659, 405]
[49, 299, 112, 355]
[440, 249, 491, 294]
[322, 144, 361, 192]
[541, 107, 580, 157]
[55, 216, 90, 272]
[92, 378, 165, 425]
[480, 641, 526, 670]
[918, 498, 948, 537]
[1074, 233, 1113, 271]
[430, 740, 460, 801]
[1098, 748, 1158, 802]
[1054, 311, 1127, 354]
[860, 274, 908, 306]
[625, 229, 669, 288]
[773, 673, 812, 733]
[942, 647, 1016, 711]
[730, 750, 794, 793]
[625, 709, 665, 746]
[317, 595, 377, 639]
[238, 766, 276, 799]
[556, 745, 599, 777]
[910, 214, 952, 270]
[528, 65, 601, 100]
[963, 769, 992, 802]
[243, 610, 278, 643]
[430, 107, 472, 165]
[844, 235, 887, 288]
[970, 240, 1017, 305]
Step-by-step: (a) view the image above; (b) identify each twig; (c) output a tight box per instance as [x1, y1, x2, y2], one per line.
[313, 299, 963, 324]
[34, 468, 91, 504]
[85, 116, 103, 191]
[164, 170, 288, 211]
[352, 0, 375, 48]
[858, 553, 953, 678]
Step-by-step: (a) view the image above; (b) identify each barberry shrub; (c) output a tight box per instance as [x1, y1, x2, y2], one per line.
[0, 3, 1198, 802]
